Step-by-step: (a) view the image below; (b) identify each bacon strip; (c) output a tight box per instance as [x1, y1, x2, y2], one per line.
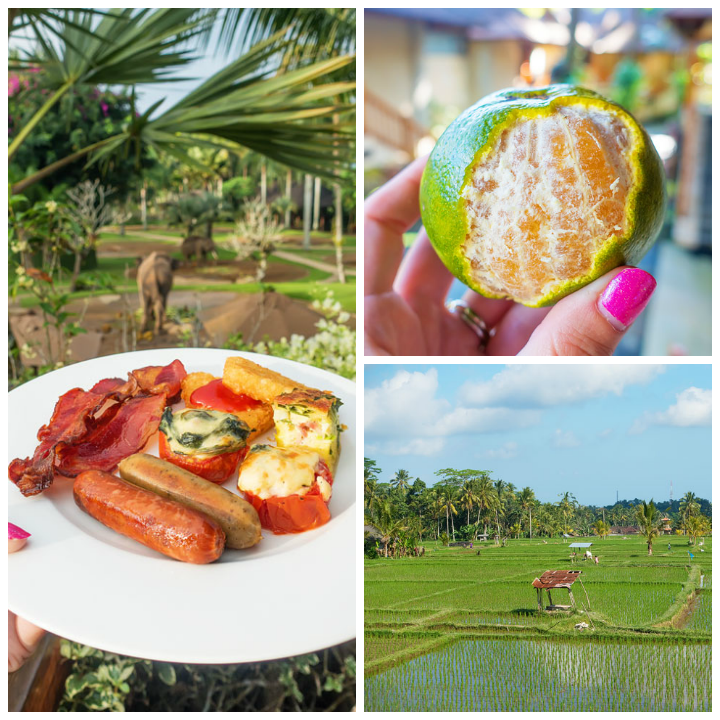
[132, 359, 186, 402]
[56, 395, 166, 476]
[9, 388, 111, 496]
[9, 359, 187, 497]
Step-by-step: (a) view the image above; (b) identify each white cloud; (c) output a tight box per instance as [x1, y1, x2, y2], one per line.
[365, 368, 540, 457]
[364, 368, 450, 437]
[461, 365, 664, 408]
[598, 428, 613, 438]
[553, 429, 581, 448]
[435, 407, 540, 436]
[388, 438, 446, 457]
[483, 442, 519, 459]
[631, 387, 712, 434]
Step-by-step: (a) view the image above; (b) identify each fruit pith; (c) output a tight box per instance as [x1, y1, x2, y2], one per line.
[420, 85, 666, 307]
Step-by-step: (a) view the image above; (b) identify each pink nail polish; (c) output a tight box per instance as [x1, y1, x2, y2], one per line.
[8, 522, 30, 540]
[599, 268, 656, 331]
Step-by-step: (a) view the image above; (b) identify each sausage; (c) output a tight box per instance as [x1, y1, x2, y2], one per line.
[117, 454, 261, 550]
[73, 470, 225, 564]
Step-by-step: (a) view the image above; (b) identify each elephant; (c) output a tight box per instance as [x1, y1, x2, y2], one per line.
[181, 235, 218, 261]
[137, 252, 178, 334]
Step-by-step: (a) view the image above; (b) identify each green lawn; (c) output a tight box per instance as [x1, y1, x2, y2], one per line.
[13, 230, 356, 313]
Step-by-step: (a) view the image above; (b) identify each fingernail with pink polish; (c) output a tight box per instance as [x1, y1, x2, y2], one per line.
[8, 523, 30, 540]
[598, 268, 656, 331]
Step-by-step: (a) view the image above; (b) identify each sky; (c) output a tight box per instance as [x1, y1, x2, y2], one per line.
[365, 364, 712, 506]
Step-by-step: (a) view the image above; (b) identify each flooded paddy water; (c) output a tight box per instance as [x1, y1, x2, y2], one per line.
[365, 638, 711, 712]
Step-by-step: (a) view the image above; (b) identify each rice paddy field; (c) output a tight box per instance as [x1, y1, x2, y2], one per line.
[364, 536, 711, 712]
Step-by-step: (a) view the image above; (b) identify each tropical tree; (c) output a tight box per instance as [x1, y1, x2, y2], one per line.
[557, 492, 577, 534]
[473, 474, 497, 537]
[679, 492, 700, 534]
[591, 519, 611, 540]
[10, 11, 355, 194]
[685, 515, 707, 546]
[165, 192, 224, 240]
[635, 500, 661, 556]
[390, 469, 411, 495]
[459, 480, 480, 526]
[518, 487, 536, 538]
[439, 486, 459, 541]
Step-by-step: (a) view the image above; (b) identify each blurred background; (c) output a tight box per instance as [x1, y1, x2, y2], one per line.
[364, 7, 711, 356]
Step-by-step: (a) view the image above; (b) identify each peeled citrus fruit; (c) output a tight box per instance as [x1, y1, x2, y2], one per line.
[420, 84, 666, 307]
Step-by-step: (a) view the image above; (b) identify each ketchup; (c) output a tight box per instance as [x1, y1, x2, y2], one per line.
[189, 379, 262, 413]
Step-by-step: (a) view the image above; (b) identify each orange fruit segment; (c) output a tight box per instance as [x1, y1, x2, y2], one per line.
[420, 85, 666, 307]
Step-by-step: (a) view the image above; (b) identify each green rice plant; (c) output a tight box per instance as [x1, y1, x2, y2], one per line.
[364, 638, 711, 712]
[683, 590, 711, 633]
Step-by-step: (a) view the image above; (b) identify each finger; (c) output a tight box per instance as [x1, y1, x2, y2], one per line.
[17, 616, 46, 655]
[486, 304, 552, 355]
[365, 156, 429, 295]
[395, 228, 454, 304]
[462, 289, 516, 330]
[8, 612, 45, 672]
[519, 267, 657, 356]
[8, 523, 30, 554]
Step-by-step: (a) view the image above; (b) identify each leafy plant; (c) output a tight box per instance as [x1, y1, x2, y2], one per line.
[224, 290, 356, 379]
[58, 640, 355, 711]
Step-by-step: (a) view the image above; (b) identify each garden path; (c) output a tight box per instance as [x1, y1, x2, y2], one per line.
[274, 250, 356, 277]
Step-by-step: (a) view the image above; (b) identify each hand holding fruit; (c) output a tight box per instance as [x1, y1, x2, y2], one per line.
[365, 156, 657, 356]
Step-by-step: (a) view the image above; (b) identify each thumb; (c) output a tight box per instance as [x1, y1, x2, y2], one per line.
[519, 267, 656, 356]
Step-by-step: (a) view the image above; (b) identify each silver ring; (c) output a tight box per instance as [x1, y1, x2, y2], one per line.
[446, 299, 493, 348]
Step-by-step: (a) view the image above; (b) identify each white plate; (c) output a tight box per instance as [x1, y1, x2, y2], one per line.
[8, 349, 356, 663]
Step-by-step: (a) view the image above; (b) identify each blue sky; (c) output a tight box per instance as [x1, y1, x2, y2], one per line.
[365, 364, 711, 505]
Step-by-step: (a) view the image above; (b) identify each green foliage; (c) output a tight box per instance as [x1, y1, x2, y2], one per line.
[9, 80, 152, 202]
[439, 533, 449, 547]
[58, 640, 355, 711]
[223, 290, 355, 380]
[222, 176, 257, 215]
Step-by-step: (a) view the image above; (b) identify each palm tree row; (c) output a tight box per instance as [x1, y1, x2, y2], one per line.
[364, 459, 711, 557]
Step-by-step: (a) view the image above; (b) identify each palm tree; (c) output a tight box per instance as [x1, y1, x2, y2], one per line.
[518, 487, 536, 538]
[635, 500, 661, 556]
[685, 515, 707, 546]
[439, 487, 458, 541]
[11, 12, 355, 193]
[391, 469, 411, 495]
[557, 492, 577, 534]
[428, 490, 444, 540]
[473, 475, 497, 537]
[592, 519, 611, 540]
[679, 492, 700, 534]
[493, 479, 512, 538]
[459, 480, 480, 526]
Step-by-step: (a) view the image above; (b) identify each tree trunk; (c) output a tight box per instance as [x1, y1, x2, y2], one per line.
[648, 541, 653, 556]
[333, 182, 345, 283]
[141, 180, 148, 230]
[312, 176, 321, 231]
[284, 169, 292, 228]
[69, 249, 83, 292]
[205, 219, 213, 240]
[260, 161, 267, 206]
[256, 253, 267, 282]
[529, 508, 533, 539]
[303, 174, 312, 250]
[451, 512, 455, 541]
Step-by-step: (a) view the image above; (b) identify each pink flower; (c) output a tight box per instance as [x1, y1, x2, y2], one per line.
[8, 76, 20, 96]
[101, 102, 109, 117]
